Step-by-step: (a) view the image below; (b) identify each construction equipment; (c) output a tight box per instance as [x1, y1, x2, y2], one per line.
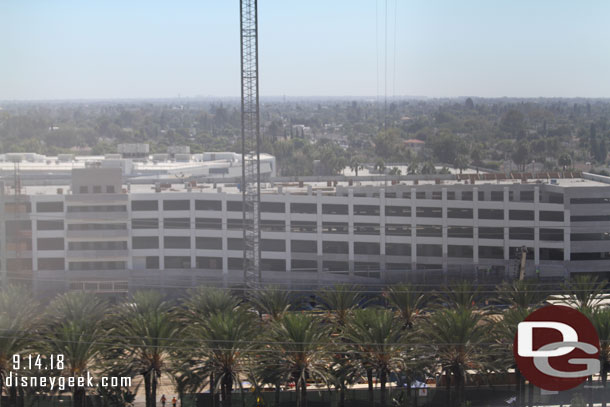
[240, 0, 262, 285]
[518, 245, 528, 280]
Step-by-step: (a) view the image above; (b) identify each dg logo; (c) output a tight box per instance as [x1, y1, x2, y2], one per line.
[513, 305, 600, 391]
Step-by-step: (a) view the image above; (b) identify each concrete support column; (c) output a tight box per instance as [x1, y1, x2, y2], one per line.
[348, 189, 354, 275]
[31, 200, 38, 272]
[316, 192, 323, 275]
[473, 187, 479, 266]
[221, 193, 228, 275]
[285, 193, 291, 273]
[441, 188, 448, 274]
[126, 196, 133, 271]
[379, 189, 386, 278]
[158, 198, 165, 270]
[563, 208, 571, 280]
[503, 187, 511, 276]
[0, 186, 5, 286]
[410, 187, 417, 272]
[190, 197, 196, 271]
[534, 187, 540, 267]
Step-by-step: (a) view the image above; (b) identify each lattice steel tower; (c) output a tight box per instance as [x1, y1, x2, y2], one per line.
[240, 0, 261, 285]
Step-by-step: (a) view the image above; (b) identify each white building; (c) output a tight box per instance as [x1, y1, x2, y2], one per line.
[0, 152, 276, 183]
[2, 168, 610, 297]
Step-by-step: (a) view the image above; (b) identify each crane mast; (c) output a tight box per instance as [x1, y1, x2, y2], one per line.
[240, 0, 261, 285]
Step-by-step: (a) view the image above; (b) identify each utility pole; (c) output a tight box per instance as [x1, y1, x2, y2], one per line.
[240, 0, 261, 286]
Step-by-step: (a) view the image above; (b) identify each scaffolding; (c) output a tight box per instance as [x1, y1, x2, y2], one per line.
[240, 0, 261, 285]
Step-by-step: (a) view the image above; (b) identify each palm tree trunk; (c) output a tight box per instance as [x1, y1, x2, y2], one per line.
[380, 370, 387, 407]
[301, 379, 307, 407]
[274, 382, 280, 407]
[444, 370, 451, 407]
[9, 385, 16, 407]
[367, 368, 374, 405]
[72, 386, 86, 407]
[295, 379, 301, 407]
[222, 375, 232, 407]
[151, 372, 158, 407]
[210, 373, 215, 407]
[16, 387, 23, 407]
[454, 369, 463, 407]
[144, 372, 151, 407]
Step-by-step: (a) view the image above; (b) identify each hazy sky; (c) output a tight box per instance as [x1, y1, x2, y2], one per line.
[2, 0, 610, 100]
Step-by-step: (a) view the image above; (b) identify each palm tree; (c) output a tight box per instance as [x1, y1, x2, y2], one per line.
[374, 160, 386, 174]
[494, 307, 532, 407]
[560, 274, 607, 313]
[558, 152, 572, 171]
[190, 309, 257, 407]
[421, 306, 496, 406]
[436, 281, 481, 310]
[328, 348, 363, 407]
[42, 291, 107, 407]
[168, 362, 206, 407]
[180, 287, 243, 406]
[182, 286, 241, 323]
[106, 291, 182, 407]
[252, 360, 290, 407]
[420, 161, 436, 175]
[388, 167, 402, 176]
[349, 156, 365, 177]
[266, 313, 331, 407]
[453, 154, 470, 174]
[495, 280, 543, 406]
[316, 284, 364, 326]
[497, 280, 544, 310]
[248, 286, 291, 322]
[408, 162, 419, 174]
[384, 284, 423, 329]
[245, 286, 293, 406]
[316, 285, 365, 406]
[0, 285, 38, 403]
[345, 309, 407, 407]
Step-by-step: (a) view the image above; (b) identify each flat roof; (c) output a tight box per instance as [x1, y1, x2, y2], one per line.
[14, 173, 610, 197]
[0, 153, 274, 173]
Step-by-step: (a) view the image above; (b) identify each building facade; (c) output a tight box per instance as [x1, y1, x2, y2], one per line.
[2, 169, 610, 296]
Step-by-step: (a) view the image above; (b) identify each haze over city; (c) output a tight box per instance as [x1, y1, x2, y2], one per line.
[2, 0, 610, 100]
